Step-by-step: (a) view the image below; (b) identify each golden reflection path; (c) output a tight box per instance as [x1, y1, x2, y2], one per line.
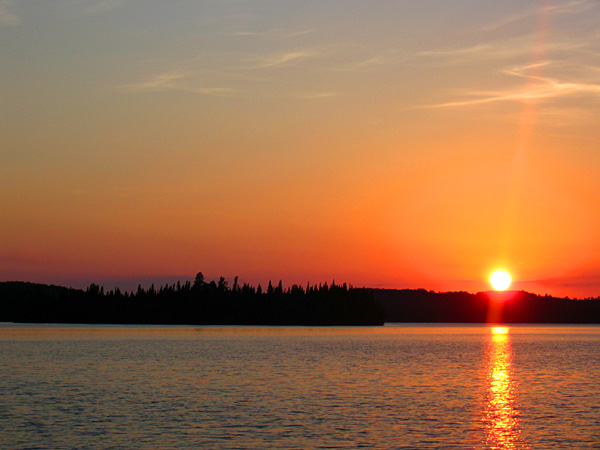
[483, 327, 523, 450]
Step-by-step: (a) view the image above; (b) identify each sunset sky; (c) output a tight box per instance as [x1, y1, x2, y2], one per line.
[2, 1, 600, 297]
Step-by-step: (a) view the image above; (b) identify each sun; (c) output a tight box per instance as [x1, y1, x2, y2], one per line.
[490, 270, 512, 291]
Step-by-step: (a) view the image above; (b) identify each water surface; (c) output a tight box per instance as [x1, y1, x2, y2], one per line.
[1, 324, 599, 449]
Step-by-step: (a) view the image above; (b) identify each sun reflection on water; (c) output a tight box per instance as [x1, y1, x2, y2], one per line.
[484, 327, 522, 449]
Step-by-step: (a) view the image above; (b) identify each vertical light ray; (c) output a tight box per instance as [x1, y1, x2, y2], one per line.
[499, 2, 553, 263]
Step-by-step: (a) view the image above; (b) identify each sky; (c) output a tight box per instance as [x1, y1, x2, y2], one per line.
[2, 0, 600, 297]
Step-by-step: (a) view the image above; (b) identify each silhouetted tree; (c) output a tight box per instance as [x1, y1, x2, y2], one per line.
[193, 272, 205, 289]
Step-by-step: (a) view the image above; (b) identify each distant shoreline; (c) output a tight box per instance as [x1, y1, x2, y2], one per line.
[371, 288, 600, 324]
[2, 280, 599, 325]
[0, 279, 385, 326]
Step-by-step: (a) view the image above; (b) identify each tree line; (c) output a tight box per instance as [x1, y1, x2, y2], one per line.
[372, 288, 600, 323]
[2, 277, 599, 325]
[0, 273, 385, 325]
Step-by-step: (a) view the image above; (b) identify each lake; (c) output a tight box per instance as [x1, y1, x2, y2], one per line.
[1, 324, 599, 449]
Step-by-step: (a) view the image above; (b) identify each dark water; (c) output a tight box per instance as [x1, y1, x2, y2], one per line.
[1, 324, 599, 449]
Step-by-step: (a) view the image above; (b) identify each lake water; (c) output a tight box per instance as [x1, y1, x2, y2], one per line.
[1, 324, 599, 449]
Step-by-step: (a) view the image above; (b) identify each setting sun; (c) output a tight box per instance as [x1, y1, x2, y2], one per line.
[490, 271, 512, 291]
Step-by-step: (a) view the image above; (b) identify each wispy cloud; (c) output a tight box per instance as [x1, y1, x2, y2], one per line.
[252, 50, 316, 68]
[323, 45, 408, 73]
[426, 61, 600, 108]
[296, 92, 339, 99]
[0, 0, 21, 26]
[477, 0, 594, 32]
[502, 61, 552, 76]
[286, 29, 315, 38]
[120, 70, 236, 97]
[415, 38, 586, 67]
[226, 31, 270, 37]
[413, 16, 600, 111]
[352, 51, 405, 70]
[416, 44, 491, 58]
[124, 70, 190, 92]
[117, 45, 330, 99]
[192, 87, 235, 97]
[218, 28, 315, 38]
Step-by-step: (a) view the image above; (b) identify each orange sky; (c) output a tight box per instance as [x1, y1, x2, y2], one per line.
[2, 1, 600, 297]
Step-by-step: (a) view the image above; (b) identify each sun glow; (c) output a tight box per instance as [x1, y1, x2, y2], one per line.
[492, 327, 508, 334]
[490, 270, 512, 291]
[491, 326, 509, 335]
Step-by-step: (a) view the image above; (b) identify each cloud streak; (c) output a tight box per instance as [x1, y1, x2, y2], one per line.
[118, 45, 330, 99]
[120, 70, 236, 97]
[219, 29, 314, 38]
[295, 92, 339, 99]
[251, 50, 316, 68]
[426, 61, 600, 108]
[416, 44, 491, 58]
[415, 38, 586, 67]
[124, 70, 190, 92]
[478, 0, 595, 32]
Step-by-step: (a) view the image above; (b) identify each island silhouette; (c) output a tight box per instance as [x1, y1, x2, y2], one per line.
[1, 273, 599, 325]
